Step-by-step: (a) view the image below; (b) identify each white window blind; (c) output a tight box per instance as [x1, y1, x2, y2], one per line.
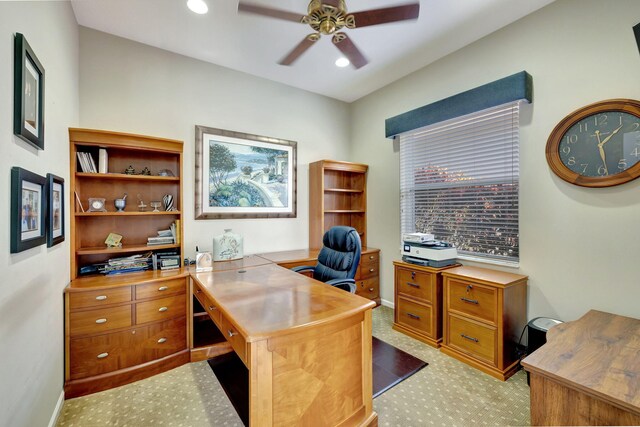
[399, 101, 520, 263]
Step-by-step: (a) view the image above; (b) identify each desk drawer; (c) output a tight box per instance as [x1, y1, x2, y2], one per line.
[358, 260, 379, 280]
[136, 294, 186, 325]
[397, 297, 432, 336]
[220, 314, 247, 365]
[356, 278, 379, 299]
[396, 267, 433, 303]
[362, 251, 379, 264]
[448, 279, 497, 324]
[69, 287, 132, 310]
[193, 283, 221, 325]
[447, 315, 496, 366]
[69, 305, 132, 336]
[136, 278, 185, 300]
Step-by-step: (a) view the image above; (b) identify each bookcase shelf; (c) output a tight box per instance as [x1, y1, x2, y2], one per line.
[75, 172, 180, 182]
[76, 243, 181, 256]
[75, 211, 181, 217]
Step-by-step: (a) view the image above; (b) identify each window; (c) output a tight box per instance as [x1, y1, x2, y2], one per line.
[399, 101, 520, 264]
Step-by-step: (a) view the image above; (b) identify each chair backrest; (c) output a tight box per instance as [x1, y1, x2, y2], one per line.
[314, 226, 361, 283]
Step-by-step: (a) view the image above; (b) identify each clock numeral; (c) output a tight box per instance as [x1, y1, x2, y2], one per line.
[597, 165, 608, 176]
[631, 147, 640, 158]
[579, 122, 589, 133]
[618, 159, 628, 170]
[580, 163, 589, 174]
[595, 114, 608, 127]
[567, 156, 576, 166]
[561, 146, 571, 155]
[566, 134, 578, 144]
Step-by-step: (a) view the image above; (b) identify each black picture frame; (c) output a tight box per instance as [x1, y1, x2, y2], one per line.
[46, 173, 65, 247]
[14, 33, 45, 150]
[634, 23, 640, 55]
[11, 167, 47, 253]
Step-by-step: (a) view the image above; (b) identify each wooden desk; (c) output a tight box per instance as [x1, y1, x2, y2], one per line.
[191, 263, 378, 427]
[522, 310, 640, 426]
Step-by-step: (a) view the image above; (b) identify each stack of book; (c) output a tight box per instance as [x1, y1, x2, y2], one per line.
[152, 251, 181, 271]
[102, 252, 152, 275]
[147, 220, 180, 246]
[77, 152, 97, 173]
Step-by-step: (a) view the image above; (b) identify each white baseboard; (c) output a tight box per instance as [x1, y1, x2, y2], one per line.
[380, 298, 394, 309]
[48, 390, 64, 427]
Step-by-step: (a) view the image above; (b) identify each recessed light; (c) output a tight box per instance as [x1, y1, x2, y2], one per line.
[187, 0, 208, 14]
[335, 57, 350, 68]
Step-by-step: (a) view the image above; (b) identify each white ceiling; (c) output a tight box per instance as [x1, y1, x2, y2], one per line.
[70, 0, 555, 102]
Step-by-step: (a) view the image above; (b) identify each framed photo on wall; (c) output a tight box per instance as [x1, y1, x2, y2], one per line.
[195, 125, 297, 219]
[46, 173, 65, 247]
[11, 167, 47, 253]
[14, 33, 45, 150]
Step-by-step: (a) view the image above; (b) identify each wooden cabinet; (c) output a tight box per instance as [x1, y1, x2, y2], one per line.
[64, 128, 188, 398]
[441, 266, 527, 381]
[309, 160, 368, 248]
[392, 261, 457, 348]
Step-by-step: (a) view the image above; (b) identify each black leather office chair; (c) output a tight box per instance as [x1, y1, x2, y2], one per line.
[292, 226, 361, 293]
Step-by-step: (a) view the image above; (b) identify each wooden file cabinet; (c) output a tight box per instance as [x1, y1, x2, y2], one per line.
[392, 261, 457, 348]
[441, 266, 527, 381]
[64, 271, 190, 398]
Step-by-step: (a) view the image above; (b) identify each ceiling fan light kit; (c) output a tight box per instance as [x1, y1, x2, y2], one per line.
[187, 0, 208, 15]
[238, 0, 420, 68]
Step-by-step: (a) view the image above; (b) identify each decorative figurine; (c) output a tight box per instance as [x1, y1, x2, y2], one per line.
[114, 193, 127, 212]
[137, 194, 147, 212]
[124, 165, 136, 175]
[158, 169, 174, 177]
[163, 194, 176, 211]
[150, 201, 161, 212]
[140, 167, 151, 176]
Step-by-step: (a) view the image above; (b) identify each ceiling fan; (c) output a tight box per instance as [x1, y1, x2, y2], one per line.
[237, 0, 420, 69]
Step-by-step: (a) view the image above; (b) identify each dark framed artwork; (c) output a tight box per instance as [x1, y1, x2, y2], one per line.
[46, 173, 65, 247]
[14, 33, 45, 150]
[195, 125, 297, 219]
[634, 23, 640, 55]
[11, 167, 47, 253]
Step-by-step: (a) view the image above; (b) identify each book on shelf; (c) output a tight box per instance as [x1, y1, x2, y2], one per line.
[98, 148, 108, 174]
[76, 152, 97, 173]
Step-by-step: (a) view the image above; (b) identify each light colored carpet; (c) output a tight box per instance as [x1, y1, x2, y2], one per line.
[57, 306, 530, 426]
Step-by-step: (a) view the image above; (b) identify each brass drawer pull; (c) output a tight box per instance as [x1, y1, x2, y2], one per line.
[157, 338, 167, 344]
[369, 255, 374, 260]
[461, 334, 479, 343]
[158, 286, 169, 291]
[158, 306, 168, 312]
[209, 305, 216, 311]
[369, 268, 375, 272]
[407, 282, 420, 288]
[95, 318, 107, 324]
[196, 289, 202, 294]
[407, 312, 421, 320]
[460, 297, 479, 305]
[97, 352, 109, 359]
[95, 295, 107, 301]
[368, 288, 374, 292]
[228, 330, 237, 338]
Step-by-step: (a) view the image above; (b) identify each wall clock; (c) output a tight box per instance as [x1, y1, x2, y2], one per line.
[546, 99, 640, 187]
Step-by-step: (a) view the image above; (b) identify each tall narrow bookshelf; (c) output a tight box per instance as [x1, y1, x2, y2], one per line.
[309, 160, 368, 249]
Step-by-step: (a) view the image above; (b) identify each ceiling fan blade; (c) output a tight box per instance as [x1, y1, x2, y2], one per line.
[279, 35, 319, 66]
[238, 2, 305, 23]
[332, 33, 368, 69]
[350, 3, 420, 28]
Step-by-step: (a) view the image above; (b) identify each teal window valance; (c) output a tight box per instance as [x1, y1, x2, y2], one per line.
[385, 71, 532, 139]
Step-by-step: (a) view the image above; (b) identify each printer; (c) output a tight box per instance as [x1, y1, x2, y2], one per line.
[401, 233, 458, 267]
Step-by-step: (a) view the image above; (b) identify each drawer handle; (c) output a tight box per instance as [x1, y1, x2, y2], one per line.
[368, 288, 374, 292]
[158, 286, 169, 291]
[460, 297, 479, 305]
[228, 330, 237, 338]
[411, 271, 416, 279]
[97, 352, 109, 359]
[369, 268, 375, 272]
[95, 318, 107, 324]
[157, 338, 167, 344]
[196, 289, 202, 294]
[95, 295, 107, 301]
[369, 255, 374, 260]
[461, 334, 479, 343]
[209, 305, 217, 311]
[407, 282, 420, 288]
[407, 312, 421, 320]
[158, 306, 168, 312]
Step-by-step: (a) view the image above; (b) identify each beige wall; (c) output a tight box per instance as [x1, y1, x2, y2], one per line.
[0, 2, 79, 427]
[78, 27, 351, 258]
[351, 0, 640, 321]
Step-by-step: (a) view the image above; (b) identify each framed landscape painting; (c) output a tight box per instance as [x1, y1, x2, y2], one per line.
[11, 167, 47, 253]
[195, 126, 297, 219]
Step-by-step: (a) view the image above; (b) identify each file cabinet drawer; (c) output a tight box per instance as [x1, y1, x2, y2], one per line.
[69, 305, 132, 336]
[362, 251, 379, 264]
[448, 279, 497, 324]
[397, 297, 432, 336]
[69, 287, 132, 310]
[136, 294, 186, 325]
[447, 315, 496, 366]
[358, 261, 379, 280]
[396, 267, 433, 303]
[136, 278, 185, 300]
[356, 278, 379, 299]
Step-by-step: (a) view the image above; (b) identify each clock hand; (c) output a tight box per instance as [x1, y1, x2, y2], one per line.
[597, 124, 624, 147]
[594, 131, 609, 175]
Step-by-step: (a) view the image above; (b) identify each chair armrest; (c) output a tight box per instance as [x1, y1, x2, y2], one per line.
[325, 278, 356, 293]
[291, 265, 315, 274]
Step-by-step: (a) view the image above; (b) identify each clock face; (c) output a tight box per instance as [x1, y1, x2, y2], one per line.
[546, 99, 640, 187]
[558, 111, 640, 177]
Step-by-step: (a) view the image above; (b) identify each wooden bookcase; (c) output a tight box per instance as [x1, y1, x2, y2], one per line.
[64, 128, 188, 398]
[309, 160, 368, 249]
